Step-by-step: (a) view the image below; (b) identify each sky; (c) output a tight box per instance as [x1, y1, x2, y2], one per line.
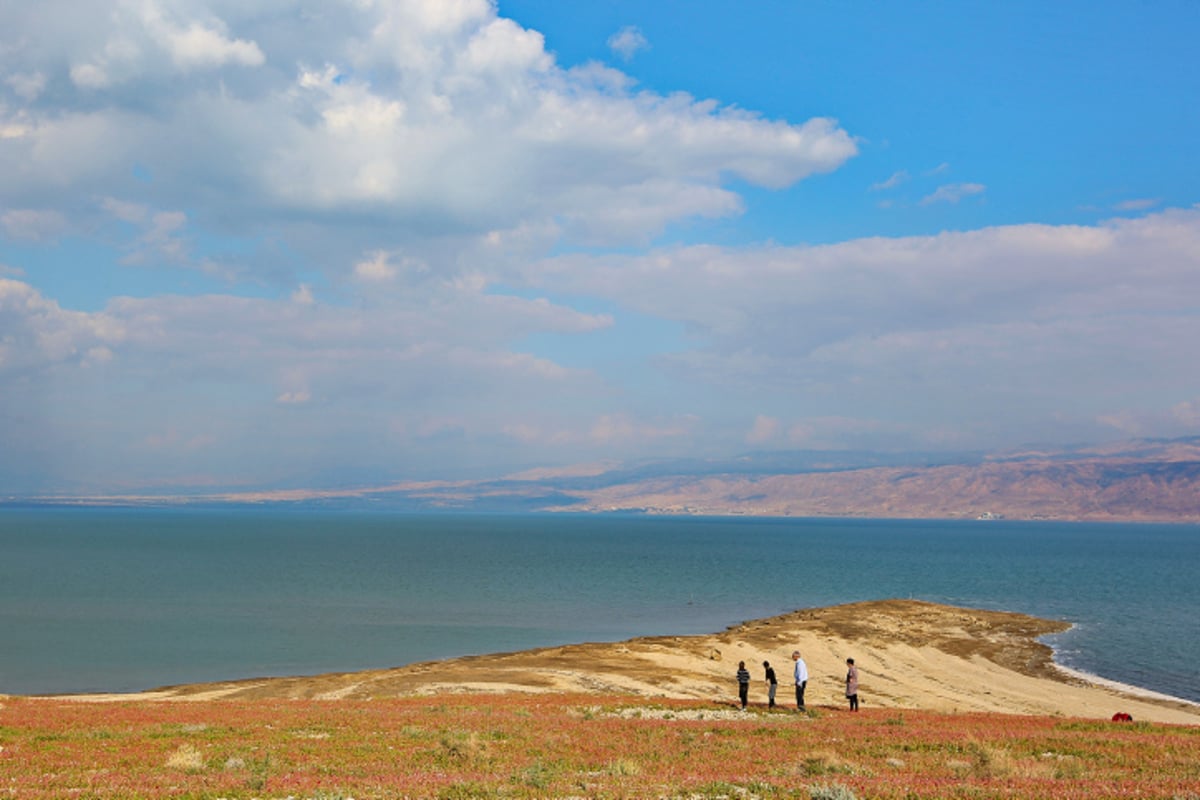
[2, 0, 1199, 495]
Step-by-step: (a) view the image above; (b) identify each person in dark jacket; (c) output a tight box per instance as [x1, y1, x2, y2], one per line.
[736, 661, 751, 710]
[763, 660, 778, 708]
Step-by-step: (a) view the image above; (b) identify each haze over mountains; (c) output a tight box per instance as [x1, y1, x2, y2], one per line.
[15, 436, 1200, 523]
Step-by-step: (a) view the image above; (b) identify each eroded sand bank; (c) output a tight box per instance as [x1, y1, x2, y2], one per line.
[43, 600, 1200, 724]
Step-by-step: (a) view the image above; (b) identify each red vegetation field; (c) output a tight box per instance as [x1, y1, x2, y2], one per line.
[2, 694, 1198, 799]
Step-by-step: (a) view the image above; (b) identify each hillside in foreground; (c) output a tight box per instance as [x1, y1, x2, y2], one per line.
[4, 694, 1198, 799]
[9, 599, 1200, 800]
[8, 600, 1198, 798]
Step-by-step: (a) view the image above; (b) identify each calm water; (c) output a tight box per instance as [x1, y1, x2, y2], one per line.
[1, 509, 1197, 700]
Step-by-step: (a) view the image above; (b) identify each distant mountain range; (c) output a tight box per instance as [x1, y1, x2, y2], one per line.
[14, 436, 1200, 522]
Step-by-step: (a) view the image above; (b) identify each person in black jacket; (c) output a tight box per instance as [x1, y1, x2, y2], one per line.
[763, 660, 778, 708]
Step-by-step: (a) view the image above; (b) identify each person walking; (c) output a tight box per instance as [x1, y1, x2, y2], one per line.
[791, 650, 808, 711]
[763, 660, 778, 708]
[736, 661, 751, 710]
[845, 657, 859, 711]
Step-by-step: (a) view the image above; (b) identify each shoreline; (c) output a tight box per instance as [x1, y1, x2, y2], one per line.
[1049, 662, 1200, 708]
[27, 600, 1200, 725]
[1037, 627, 1200, 708]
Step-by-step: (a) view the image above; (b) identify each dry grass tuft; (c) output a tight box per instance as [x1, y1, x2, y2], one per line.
[437, 730, 492, 767]
[606, 757, 642, 776]
[164, 743, 205, 771]
[796, 748, 859, 777]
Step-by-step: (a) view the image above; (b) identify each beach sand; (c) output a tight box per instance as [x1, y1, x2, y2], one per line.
[47, 600, 1200, 725]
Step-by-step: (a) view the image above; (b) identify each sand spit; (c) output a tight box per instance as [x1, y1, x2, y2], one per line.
[45, 600, 1200, 725]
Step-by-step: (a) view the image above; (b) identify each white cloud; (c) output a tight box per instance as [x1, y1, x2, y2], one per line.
[0, 0, 855, 266]
[101, 196, 151, 224]
[0, 262, 626, 488]
[522, 209, 1200, 448]
[11, 2, 1193, 489]
[0, 278, 124, 375]
[353, 251, 398, 282]
[0, 119, 33, 140]
[920, 182, 986, 205]
[155, 19, 265, 71]
[63, 0, 264, 89]
[100, 202, 193, 266]
[607, 26, 648, 61]
[276, 389, 311, 405]
[1114, 197, 1160, 212]
[5, 71, 46, 100]
[70, 61, 116, 90]
[1, 209, 68, 241]
[291, 284, 315, 305]
[870, 170, 909, 192]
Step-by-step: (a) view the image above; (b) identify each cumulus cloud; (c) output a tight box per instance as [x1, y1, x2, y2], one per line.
[607, 26, 649, 60]
[5, 198, 1200, 488]
[522, 209, 1200, 448]
[7, 1, 1192, 492]
[0, 0, 856, 276]
[63, 0, 264, 89]
[0, 278, 124, 375]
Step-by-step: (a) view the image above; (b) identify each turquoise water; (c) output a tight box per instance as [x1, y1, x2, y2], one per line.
[0, 509, 1197, 700]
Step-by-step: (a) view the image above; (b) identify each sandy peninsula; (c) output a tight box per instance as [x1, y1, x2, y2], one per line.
[53, 600, 1200, 725]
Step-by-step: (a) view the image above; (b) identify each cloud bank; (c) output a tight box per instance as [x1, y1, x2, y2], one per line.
[1, 1, 1197, 493]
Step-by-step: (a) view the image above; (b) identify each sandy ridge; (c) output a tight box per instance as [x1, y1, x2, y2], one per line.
[40, 600, 1200, 725]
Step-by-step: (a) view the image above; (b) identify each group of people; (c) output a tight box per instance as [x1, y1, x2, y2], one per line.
[736, 651, 859, 712]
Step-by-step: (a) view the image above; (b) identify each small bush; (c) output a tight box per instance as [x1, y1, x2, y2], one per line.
[797, 749, 856, 776]
[437, 731, 491, 767]
[517, 759, 559, 790]
[809, 783, 858, 800]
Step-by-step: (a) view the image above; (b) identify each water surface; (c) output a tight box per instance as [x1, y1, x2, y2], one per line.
[1, 510, 1196, 700]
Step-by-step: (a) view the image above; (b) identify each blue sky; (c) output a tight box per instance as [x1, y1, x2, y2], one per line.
[2, 0, 1198, 494]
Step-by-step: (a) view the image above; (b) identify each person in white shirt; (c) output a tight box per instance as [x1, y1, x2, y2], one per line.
[791, 649, 808, 711]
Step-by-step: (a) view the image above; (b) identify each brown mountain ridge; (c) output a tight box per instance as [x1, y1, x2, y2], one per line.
[20, 437, 1200, 522]
[549, 449, 1200, 521]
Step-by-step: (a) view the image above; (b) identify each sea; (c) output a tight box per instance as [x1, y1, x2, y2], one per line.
[0, 509, 1197, 702]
